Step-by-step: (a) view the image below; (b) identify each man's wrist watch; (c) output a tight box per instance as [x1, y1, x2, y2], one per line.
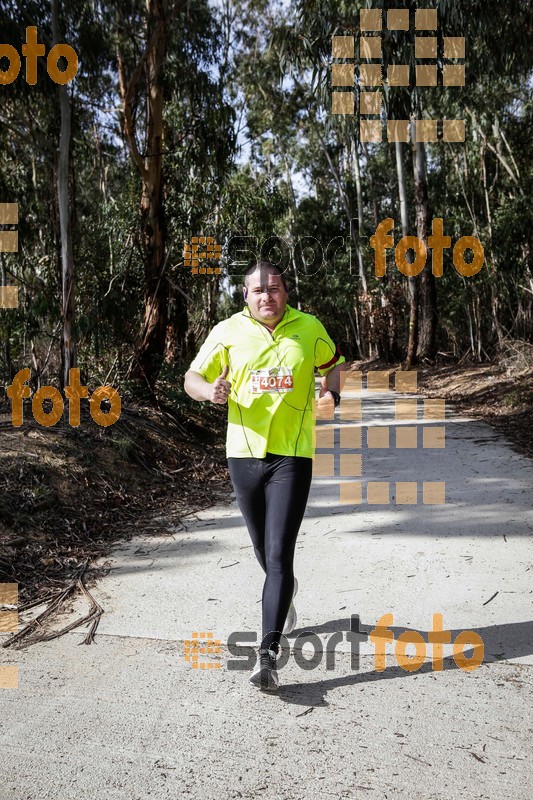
[330, 390, 341, 407]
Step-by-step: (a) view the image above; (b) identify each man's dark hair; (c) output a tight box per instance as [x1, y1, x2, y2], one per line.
[243, 260, 289, 292]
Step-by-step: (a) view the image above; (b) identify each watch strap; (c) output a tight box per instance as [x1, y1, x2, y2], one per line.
[330, 390, 341, 407]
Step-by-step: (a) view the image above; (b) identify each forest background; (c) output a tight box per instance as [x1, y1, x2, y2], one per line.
[1, 0, 531, 394]
[0, 0, 532, 601]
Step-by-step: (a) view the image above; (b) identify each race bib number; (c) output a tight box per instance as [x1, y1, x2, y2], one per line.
[250, 366, 294, 393]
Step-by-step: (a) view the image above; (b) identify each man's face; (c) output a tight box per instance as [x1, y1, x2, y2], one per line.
[244, 268, 288, 327]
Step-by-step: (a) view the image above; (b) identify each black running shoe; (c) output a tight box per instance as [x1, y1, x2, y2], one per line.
[249, 647, 279, 692]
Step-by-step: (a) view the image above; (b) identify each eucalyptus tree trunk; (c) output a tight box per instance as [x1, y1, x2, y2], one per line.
[118, 0, 169, 389]
[1, 253, 13, 378]
[319, 133, 368, 356]
[351, 138, 366, 294]
[283, 155, 302, 310]
[351, 137, 368, 357]
[412, 138, 437, 362]
[395, 141, 418, 367]
[51, 0, 76, 386]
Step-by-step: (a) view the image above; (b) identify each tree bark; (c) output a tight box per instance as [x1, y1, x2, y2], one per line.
[412, 138, 437, 362]
[0, 253, 13, 378]
[283, 155, 302, 310]
[351, 137, 367, 295]
[51, 0, 76, 387]
[395, 140, 418, 367]
[118, 0, 169, 389]
[318, 133, 367, 293]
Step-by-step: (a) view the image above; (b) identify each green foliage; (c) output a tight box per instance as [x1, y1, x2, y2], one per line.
[502, 390, 523, 408]
[0, 0, 531, 391]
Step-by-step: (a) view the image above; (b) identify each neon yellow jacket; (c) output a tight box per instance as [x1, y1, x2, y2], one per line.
[188, 304, 345, 458]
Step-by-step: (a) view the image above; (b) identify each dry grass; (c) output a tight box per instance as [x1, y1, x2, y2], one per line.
[0, 401, 231, 610]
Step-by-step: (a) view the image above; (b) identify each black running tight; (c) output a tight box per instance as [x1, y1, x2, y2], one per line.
[227, 453, 313, 654]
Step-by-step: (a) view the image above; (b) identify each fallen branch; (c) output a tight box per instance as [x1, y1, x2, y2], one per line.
[482, 591, 499, 606]
[2, 560, 103, 648]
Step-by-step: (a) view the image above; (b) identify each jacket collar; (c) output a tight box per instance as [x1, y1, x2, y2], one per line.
[242, 303, 295, 332]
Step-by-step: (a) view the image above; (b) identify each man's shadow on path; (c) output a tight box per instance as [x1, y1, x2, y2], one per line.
[275, 618, 532, 707]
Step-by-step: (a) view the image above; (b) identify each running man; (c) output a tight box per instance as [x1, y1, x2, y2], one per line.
[184, 260, 346, 691]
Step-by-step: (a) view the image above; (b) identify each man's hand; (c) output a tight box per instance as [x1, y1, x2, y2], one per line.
[209, 365, 232, 404]
[317, 375, 334, 418]
[318, 375, 333, 401]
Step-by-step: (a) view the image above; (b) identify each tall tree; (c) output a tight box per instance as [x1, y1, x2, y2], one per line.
[51, 0, 76, 384]
[395, 140, 418, 367]
[117, 0, 172, 388]
[412, 136, 437, 361]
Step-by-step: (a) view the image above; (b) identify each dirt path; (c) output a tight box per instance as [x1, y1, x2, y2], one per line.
[1, 377, 532, 800]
